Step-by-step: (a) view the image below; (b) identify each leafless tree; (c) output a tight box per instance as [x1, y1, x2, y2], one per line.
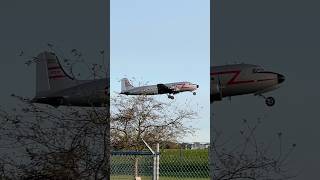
[110, 94, 197, 150]
[211, 118, 297, 180]
[110, 93, 198, 179]
[0, 47, 110, 179]
[0, 96, 109, 179]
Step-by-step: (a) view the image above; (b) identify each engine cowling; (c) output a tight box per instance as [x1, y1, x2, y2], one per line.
[211, 82, 223, 102]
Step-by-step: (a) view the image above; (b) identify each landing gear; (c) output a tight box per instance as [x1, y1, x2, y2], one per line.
[265, 97, 275, 107]
[168, 95, 174, 99]
[193, 92, 196, 95]
[257, 94, 275, 107]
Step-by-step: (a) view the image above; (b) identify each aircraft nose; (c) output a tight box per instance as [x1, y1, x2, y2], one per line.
[278, 74, 285, 84]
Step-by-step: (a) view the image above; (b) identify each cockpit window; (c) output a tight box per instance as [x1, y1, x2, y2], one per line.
[252, 67, 264, 73]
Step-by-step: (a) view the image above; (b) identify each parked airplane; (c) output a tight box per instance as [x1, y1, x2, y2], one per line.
[211, 64, 285, 106]
[120, 78, 199, 99]
[31, 51, 108, 107]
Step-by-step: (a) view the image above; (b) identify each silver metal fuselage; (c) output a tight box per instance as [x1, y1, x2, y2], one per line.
[33, 78, 108, 107]
[211, 64, 285, 101]
[121, 82, 198, 95]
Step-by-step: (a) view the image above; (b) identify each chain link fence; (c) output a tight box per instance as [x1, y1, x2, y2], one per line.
[160, 149, 209, 179]
[111, 148, 209, 180]
[111, 151, 155, 180]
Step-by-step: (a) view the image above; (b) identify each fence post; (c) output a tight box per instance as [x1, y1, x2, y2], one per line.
[156, 143, 160, 180]
[141, 138, 156, 180]
[153, 148, 157, 180]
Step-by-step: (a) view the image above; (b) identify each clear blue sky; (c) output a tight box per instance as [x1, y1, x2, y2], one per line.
[110, 0, 210, 142]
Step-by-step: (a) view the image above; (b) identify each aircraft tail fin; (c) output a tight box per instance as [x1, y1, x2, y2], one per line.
[36, 51, 75, 97]
[121, 78, 134, 92]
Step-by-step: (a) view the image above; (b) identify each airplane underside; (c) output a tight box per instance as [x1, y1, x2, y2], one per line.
[211, 92, 276, 107]
[32, 96, 108, 108]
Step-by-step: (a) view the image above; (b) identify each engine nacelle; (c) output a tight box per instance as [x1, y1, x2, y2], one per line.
[211, 83, 223, 102]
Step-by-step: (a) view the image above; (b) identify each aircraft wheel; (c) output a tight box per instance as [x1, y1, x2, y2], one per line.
[193, 92, 196, 95]
[168, 95, 174, 99]
[265, 97, 275, 106]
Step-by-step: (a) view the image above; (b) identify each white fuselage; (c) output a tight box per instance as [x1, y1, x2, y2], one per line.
[121, 82, 198, 95]
[211, 64, 285, 102]
[33, 78, 109, 107]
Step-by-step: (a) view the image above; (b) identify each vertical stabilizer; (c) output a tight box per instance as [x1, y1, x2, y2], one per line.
[36, 51, 75, 97]
[121, 78, 134, 92]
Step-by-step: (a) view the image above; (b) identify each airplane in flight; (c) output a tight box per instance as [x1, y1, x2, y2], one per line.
[31, 51, 109, 107]
[211, 64, 285, 106]
[120, 78, 199, 99]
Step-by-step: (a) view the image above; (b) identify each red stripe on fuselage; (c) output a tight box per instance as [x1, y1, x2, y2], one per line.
[49, 75, 65, 79]
[211, 70, 254, 85]
[211, 70, 277, 85]
[175, 83, 186, 91]
[257, 78, 277, 82]
[48, 66, 61, 70]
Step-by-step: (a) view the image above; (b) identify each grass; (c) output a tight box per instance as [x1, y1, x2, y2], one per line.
[159, 149, 209, 178]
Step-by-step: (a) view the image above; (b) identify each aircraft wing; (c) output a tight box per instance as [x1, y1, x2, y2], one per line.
[31, 96, 66, 107]
[157, 84, 175, 94]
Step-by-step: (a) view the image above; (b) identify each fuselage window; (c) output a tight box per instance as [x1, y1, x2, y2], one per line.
[252, 67, 264, 73]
